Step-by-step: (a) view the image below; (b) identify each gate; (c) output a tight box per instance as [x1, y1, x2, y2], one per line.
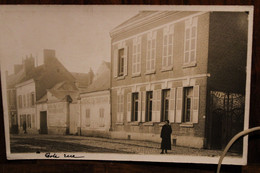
[209, 91, 244, 153]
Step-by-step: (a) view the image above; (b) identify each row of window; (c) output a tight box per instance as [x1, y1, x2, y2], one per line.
[18, 92, 35, 109]
[113, 17, 198, 78]
[85, 108, 105, 127]
[117, 86, 199, 124]
[20, 114, 34, 129]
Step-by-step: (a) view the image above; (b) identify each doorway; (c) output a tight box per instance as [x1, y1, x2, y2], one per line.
[40, 111, 48, 134]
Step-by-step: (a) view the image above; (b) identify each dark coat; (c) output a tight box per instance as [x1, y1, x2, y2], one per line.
[160, 124, 172, 150]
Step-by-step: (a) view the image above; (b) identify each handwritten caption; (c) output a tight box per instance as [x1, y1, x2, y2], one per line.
[45, 152, 84, 159]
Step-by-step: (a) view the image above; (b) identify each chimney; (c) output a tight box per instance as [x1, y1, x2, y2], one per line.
[43, 49, 56, 65]
[23, 55, 35, 75]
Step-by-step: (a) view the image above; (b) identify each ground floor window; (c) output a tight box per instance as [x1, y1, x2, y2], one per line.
[99, 108, 105, 127]
[27, 114, 31, 128]
[146, 91, 153, 122]
[161, 89, 170, 122]
[183, 87, 193, 122]
[20, 114, 32, 129]
[86, 109, 90, 126]
[131, 93, 139, 121]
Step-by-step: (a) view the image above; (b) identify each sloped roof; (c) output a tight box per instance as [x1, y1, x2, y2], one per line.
[81, 62, 110, 93]
[71, 72, 91, 88]
[112, 11, 157, 31]
[6, 68, 26, 88]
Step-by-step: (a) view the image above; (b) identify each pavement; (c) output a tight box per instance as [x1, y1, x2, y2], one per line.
[10, 134, 241, 157]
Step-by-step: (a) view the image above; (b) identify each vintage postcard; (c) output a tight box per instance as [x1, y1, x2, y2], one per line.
[0, 5, 253, 165]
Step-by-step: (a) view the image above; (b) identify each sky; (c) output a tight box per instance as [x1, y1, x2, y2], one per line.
[0, 5, 142, 74]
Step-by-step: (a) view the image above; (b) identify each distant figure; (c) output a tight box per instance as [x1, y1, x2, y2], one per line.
[160, 120, 172, 154]
[23, 121, 27, 134]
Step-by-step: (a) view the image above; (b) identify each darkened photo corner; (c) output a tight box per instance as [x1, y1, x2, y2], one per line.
[0, 6, 252, 164]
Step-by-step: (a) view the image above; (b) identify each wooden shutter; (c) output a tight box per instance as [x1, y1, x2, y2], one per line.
[169, 88, 176, 123]
[137, 37, 141, 74]
[176, 87, 183, 123]
[152, 90, 157, 122]
[113, 49, 118, 78]
[141, 91, 146, 122]
[124, 46, 128, 76]
[153, 89, 161, 122]
[138, 92, 142, 122]
[127, 93, 131, 122]
[193, 85, 199, 123]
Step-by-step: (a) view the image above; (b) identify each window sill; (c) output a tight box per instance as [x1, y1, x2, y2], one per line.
[116, 122, 124, 125]
[143, 122, 154, 126]
[132, 73, 141, 78]
[180, 123, 194, 128]
[145, 70, 156, 75]
[161, 66, 173, 72]
[116, 76, 125, 80]
[128, 121, 140, 126]
[182, 62, 197, 69]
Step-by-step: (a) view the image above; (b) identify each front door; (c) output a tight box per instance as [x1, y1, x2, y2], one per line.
[40, 111, 48, 134]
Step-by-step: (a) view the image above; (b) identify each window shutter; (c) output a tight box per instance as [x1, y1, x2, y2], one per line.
[169, 88, 176, 123]
[137, 37, 141, 74]
[121, 94, 124, 123]
[138, 92, 142, 122]
[113, 49, 118, 78]
[124, 46, 128, 76]
[176, 87, 183, 123]
[193, 85, 199, 123]
[141, 91, 146, 122]
[127, 93, 131, 122]
[117, 95, 120, 122]
[155, 89, 161, 122]
[152, 90, 157, 122]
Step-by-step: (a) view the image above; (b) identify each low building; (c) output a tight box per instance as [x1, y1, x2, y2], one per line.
[79, 61, 111, 138]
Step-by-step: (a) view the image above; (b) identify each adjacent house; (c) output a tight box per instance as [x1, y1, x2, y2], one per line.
[79, 61, 111, 138]
[109, 11, 247, 150]
[6, 55, 36, 134]
[16, 49, 77, 134]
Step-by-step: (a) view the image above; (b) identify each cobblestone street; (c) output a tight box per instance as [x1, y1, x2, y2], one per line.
[10, 134, 241, 158]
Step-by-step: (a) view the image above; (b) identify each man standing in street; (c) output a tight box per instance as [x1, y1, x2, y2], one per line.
[160, 120, 172, 154]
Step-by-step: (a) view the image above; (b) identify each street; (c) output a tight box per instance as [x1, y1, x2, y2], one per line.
[10, 134, 241, 157]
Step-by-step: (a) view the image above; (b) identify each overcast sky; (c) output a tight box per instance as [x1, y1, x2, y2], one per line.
[0, 5, 142, 74]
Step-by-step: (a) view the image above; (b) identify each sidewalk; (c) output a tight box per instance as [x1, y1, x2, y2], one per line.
[10, 134, 241, 157]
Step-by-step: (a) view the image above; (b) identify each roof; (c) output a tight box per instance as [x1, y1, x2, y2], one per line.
[81, 62, 110, 93]
[6, 68, 26, 88]
[71, 72, 91, 88]
[112, 11, 158, 31]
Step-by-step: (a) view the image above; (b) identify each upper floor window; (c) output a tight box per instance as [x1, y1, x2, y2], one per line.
[132, 36, 141, 76]
[31, 92, 35, 106]
[184, 17, 198, 65]
[118, 48, 125, 76]
[146, 31, 157, 73]
[162, 25, 174, 69]
[113, 42, 128, 78]
[18, 95, 22, 108]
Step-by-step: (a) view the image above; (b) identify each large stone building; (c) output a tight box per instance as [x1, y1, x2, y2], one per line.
[110, 11, 247, 150]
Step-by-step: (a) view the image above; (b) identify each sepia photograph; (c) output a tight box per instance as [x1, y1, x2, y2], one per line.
[0, 5, 253, 165]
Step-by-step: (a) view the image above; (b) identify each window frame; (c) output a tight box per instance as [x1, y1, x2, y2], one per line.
[85, 109, 91, 127]
[132, 36, 141, 76]
[162, 25, 174, 70]
[145, 91, 153, 122]
[131, 92, 139, 122]
[146, 31, 157, 74]
[161, 89, 170, 122]
[184, 17, 198, 66]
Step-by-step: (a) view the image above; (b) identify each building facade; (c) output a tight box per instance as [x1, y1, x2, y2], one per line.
[79, 61, 111, 138]
[110, 11, 247, 149]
